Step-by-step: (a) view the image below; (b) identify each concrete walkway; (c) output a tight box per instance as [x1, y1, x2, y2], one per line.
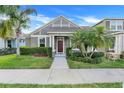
[0, 69, 124, 84]
[50, 54, 69, 69]
[0, 54, 124, 84]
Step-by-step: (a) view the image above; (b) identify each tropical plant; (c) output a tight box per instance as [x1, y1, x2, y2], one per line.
[14, 8, 37, 56]
[0, 5, 37, 56]
[72, 26, 113, 58]
[0, 6, 19, 48]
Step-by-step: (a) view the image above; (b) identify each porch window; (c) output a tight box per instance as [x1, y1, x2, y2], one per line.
[40, 38, 45, 47]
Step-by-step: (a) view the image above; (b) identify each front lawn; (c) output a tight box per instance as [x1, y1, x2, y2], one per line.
[68, 59, 124, 68]
[0, 54, 52, 69]
[0, 82, 121, 88]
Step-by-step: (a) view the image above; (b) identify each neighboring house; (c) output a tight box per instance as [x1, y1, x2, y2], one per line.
[0, 33, 26, 49]
[93, 19, 124, 53]
[0, 16, 124, 55]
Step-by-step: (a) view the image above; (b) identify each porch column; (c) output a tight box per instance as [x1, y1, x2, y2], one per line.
[52, 36, 55, 52]
[45, 37, 47, 47]
[38, 36, 40, 47]
[49, 36, 52, 47]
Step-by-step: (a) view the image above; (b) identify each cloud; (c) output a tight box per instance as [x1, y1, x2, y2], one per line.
[22, 23, 41, 34]
[29, 14, 53, 24]
[75, 16, 101, 25]
[22, 14, 53, 34]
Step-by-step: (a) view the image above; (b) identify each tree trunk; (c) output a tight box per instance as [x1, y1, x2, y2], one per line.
[16, 36, 20, 56]
[90, 47, 96, 58]
[4, 39, 6, 48]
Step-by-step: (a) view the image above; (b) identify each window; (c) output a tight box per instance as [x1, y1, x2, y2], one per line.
[40, 38, 45, 47]
[110, 21, 116, 30]
[117, 21, 123, 30]
[7, 40, 11, 48]
[110, 21, 123, 31]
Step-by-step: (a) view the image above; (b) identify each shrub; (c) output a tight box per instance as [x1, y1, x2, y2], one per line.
[81, 57, 92, 63]
[47, 47, 52, 57]
[91, 57, 103, 64]
[66, 47, 72, 57]
[20, 47, 52, 57]
[0, 48, 16, 56]
[81, 57, 103, 64]
[120, 51, 124, 59]
[90, 52, 104, 58]
[72, 52, 82, 57]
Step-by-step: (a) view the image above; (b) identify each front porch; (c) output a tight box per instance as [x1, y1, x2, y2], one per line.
[31, 34, 72, 56]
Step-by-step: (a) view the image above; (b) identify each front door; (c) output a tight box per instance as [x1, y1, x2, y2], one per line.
[58, 41, 63, 52]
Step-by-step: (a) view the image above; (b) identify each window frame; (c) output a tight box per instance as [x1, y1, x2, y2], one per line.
[110, 20, 123, 31]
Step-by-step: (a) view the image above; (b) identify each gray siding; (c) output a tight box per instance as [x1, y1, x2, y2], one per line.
[25, 38, 31, 47]
[46, 37, 50, 47]
[31, 37, 38, 47]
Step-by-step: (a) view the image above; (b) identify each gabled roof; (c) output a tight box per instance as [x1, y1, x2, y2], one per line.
[93, 18, 124, 27]
[31, 16, 81, 35]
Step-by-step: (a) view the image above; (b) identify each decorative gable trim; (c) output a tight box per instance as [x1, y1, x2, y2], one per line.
[30, 16, 80, 35]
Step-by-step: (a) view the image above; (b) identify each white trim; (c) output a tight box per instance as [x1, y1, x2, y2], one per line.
[38, 37, 40, 47]
[31, 35, 49, 37]
[45, 37, 47, 47]
[49, 36, 51, 47]
[52, 36, 55, 52]
[47, 32, 74, 34]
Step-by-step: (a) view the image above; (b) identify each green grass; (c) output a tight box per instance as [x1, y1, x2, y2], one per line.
[0, 82, 122, 88]
[68, 59, 124, 69]
[0, 54, 52, 69]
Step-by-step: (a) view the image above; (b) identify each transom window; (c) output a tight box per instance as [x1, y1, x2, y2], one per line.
[110, 20, 123, 31]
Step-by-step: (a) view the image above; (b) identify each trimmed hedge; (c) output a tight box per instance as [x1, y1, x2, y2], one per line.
[20, 47, 52, 57]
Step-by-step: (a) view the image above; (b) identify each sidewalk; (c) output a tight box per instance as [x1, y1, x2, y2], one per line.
[50, 54, 69, 69]
[0, 54, 124, 84]
[0, 69, 124, 84]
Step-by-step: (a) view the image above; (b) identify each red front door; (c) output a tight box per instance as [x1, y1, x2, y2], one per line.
[58, 41, 63, 52]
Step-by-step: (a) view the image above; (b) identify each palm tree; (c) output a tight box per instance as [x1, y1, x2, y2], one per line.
[0, 6, 37, 56]
[72, 26, 113, 58]
[72, 29, 91, 57]
[0, 6, 19, 48]
[14, 8, 37, 56]
[89, 26, 113, 58]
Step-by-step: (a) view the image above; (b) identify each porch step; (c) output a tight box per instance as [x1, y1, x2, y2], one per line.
[55, 54, 66, 57]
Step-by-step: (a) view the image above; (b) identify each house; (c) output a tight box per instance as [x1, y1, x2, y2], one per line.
[0, 16, 124, 55]
[93, 19, 124, 54]
[0, 33, 26, 49]
[26, 16, 81, 55]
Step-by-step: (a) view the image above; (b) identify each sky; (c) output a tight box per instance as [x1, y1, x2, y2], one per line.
[20, 5, 124, 33]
